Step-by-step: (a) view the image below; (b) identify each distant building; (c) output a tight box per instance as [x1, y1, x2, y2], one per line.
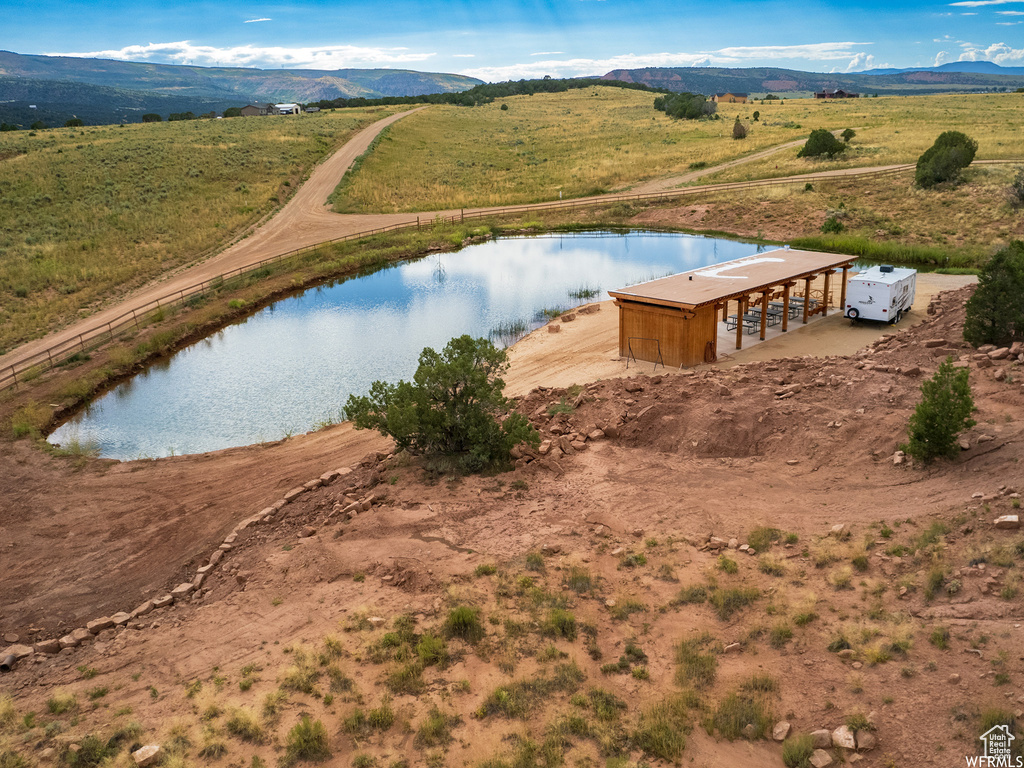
[712, 93, 748, 104]
[239, 104, 269, 117]
[274, 103, 300, 115]
[304, 106, 320, 113]
[815, 89, 860, 99]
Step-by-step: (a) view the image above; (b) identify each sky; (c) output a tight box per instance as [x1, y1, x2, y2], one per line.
[4, 0, 1024, 80]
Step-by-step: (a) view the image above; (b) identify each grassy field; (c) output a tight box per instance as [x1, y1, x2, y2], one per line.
[332, 90, 1024, 212]
[0, 107, 400, 354]
[330, 87, 814, 213]
[695, 92, 1024, 184]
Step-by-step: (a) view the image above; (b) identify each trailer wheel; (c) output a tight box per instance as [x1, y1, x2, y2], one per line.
[847, 308, 859, 320]
[894, 310, 902, 324]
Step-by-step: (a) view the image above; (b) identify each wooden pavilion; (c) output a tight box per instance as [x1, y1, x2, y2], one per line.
[608, 248, 855, 367]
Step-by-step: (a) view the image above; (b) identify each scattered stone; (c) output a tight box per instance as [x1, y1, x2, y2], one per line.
[538, 440, 552, 455]
[959, 438, 971, 451]
[856, 731, 877, 751]
[924, 339, 946, 348]
[320, 470, 340, 484]
[603, 425, 620, 439]
[34, 638, 61, 654]
[723, 642, 741, 653]
[832, 725, 857, 750]
[810, 749, 833, 768]
[611, 547, 625, 556]
[540, 543, 561, 555]
[728, 538, 739, 549]
[546, 323, 561, 333]
[132, 745, 162, 768]
[559, 313, 576, 323]
[368, 617, 387, 628]
[604, 599, 617, 608]
[830, 523, 847, 537]
[810, 730, 833, 749]
[989, 348, 1011, 360]
[786, 459, 800, 466]
[170, 583, 195, 599]
[741, 723, 758, 740]
[283, 486, 306, 502]
[111, 612, 131, 626]
[58, 633, 79, 650]
[298, 526, 317, 538]
[949, 673, 961, 684]
[588, 429, 605, 441]
[72, 627, 92, 644]
[2, 633, 18, 644]
[624, 380, 644, 393]
[773, 722, 791, 741]
[87, 617, 115, 634]
[851, 661, 863, 670]
[978, 434, 995, 443]
[3, 644, 33, 660]
[838, 649, 856, 660]
[892, 451, 906, 466]
[995, 515, 1020, 530]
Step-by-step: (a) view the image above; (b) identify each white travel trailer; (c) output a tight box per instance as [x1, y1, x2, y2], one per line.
[844, 265, 917, 324]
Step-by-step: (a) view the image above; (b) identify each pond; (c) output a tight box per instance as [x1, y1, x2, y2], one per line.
[50, 231, 761, 459]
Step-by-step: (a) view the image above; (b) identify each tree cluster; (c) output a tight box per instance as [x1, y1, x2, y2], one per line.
[963, 240, 1024, 347]
[653, 92, 716, 120]
[915, 131, 977, 188]
[345, 336, 539, 473]
[903, 357, 975, 463]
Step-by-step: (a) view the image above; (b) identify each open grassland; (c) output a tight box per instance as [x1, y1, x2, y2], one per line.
[632, 164, 1023, 262]
[330, 87, 813, 212]
[698, 92, 1024, 183]
[0, 107, 399, 354]
[333, 91, 1024, 212]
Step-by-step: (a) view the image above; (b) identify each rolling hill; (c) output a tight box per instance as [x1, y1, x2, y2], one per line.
[0, 50, 482, 126]
[601, 63, 1024, 96]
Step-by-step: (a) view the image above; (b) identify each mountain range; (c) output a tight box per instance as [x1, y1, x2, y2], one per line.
[601, 63, 1024, 96]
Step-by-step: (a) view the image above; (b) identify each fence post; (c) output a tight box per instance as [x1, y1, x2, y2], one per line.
[132, 309, 139, 329]
[108, 322, 114, 342]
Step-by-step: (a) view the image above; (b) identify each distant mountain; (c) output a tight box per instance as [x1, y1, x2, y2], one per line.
[863, 61, 1024, 76]
[0, 50, 482, 126]
[601, 64, 1024, 96]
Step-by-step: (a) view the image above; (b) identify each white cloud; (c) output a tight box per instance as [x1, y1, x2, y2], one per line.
[451, 54, 475, 58]
[950, 0, 1024, 6]
[934, 50, 952, 65]
[244, 18, 271, 23]
[530, 51, 565, 56]
[996, 9, 1024, 12]
[46, 41, 436, 69]
[957, 41, 1024, 62]
[997, 20, 1023, 23]
[961, 12, 978, 15]
[845, 52, 875, 71]
[460, 42, 873, 81]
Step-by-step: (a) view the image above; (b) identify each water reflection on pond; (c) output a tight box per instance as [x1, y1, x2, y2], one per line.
[50, 231, 760, 459]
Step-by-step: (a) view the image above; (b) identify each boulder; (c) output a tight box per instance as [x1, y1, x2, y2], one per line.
[547, 324, 561, 334]
[856, 731, 877, 751]
[810, 749, 833, 768]
[34, 638, 61, 655]
[773, 721, 791, 741]
[111, 612, 131, 626]
[538, 440, 552, 456]
[283, 486, 306, 502]
[132, 745, 162, 768]
[995, 515, 1021, 530]
[830, 523, 847, 537]
[170, 583, 195, 599]
[3, 644, 33, 660]
[832, 725, 856, 750]
[368, 616, 387, 628]
[71, 627, 92, 644]
[810, 729, 832, 749]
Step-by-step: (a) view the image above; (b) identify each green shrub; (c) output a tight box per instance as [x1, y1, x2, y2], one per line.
[67, 734, 113, 768]
[414, 707, 459, 748]
[444, 605, 484, 643]
[675, 585, 708, 604]
[709, 688, 775, 741]
[717, 554, 738, 574]
[367, 699, 395, 730]
[821, 216, 845, 234]
[416, 633, 449, 667]
[345, 336, 539, 473]
[542, 609, 577, 641]
[963, 241, 1024, 347]
[903, 358, 975, 463]
[709, 586, 760, 620]
[797, 128, 847, 159]
[285, 715, 330, 763]
[747, 527, 781, 552]
[225, 707, 264, 743]
[675, 634, 718, 689]
[929, 626, 951, 650]
[564, 566, 593, 593]
[385, 663, 424, 695]
[46, 692, 77, 715]
[782, 733, 815, 767]
[916, 130, 978, 188]
[769, 623, 793, 649]
[633, 694, 690, 761]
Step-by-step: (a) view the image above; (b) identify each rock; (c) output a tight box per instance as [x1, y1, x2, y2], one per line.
[131, 601, 154, 619]
[71, 627, 92, 644]
[298, 526, 317, 538]
[949, 673, 961, 683]
[588, 429, 605, 441]
[39, 748, 56, 761]
[786, 459, 800, 465]
[718, 385, 732, 397]
[87, 617, 115, 634]
[223, 532, 238, 545]
[611, 547, 625, 556]
[978, 434, 995, 443]
[34, 638, 61, 654]
[111, 612, 131, 626]
[707, 536, 729, 549]
[132, 745, 162, 768]
[538, 440, 552, 455]
[851, 661, 863, 670]
[570, 440, 588, 451]
[989, 348, 1011, 360]
[902, 366, 921, 376]
[994, 369, 1008, 382]
[810, 729, 833, 749]
[209, 550, 224, 566]
[624, 380, 643, 393]
[856, 731, 877, 751]
[838, 648, 856, 659]
[773, 721, 791, 741]
[192, 571, 207, 588]
[58, 633, 80, 650]
[959, 438, 971, 451]
[892, 451, 905, 465]
[830, 523, 847, 537]
[728, 538, 739, 549]
[723, 642, 741, 653]
[603, 425, 620, 439]
[832, 725, 857, 750]
[303, 478, 322, 491]
[171, 582, 195, 599]
[741, 723, 758, 740]
[2, 633, 18, 644]
[368, 616, 387, 628]
[924, 339, 946, 348]
[283, 486, 306, 502]
[810, 749, 833, 768]
[604, 599, 617, 608]
[547, 323, 561, 333]
[559, 313, 576, 323]
[541, 543, 561, 555]
[995, 515, 1020, 530]
[320, 469, 340, 484]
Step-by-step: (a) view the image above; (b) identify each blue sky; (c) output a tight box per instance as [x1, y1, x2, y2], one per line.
[4, 0, 1023, 79]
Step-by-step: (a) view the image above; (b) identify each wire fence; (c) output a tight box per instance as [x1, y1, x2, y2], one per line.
[0, 159, 977, 392]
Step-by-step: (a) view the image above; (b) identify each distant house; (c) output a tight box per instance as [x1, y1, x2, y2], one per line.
[239, 104, 268, 117]
[712, 93, 748, 104]
[274, 103, 300, 115]
[815, 89, 860, 99]
[304, 106, 320, 113]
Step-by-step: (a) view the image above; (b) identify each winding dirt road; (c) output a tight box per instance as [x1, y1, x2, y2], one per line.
[0, 108, 1010, 377]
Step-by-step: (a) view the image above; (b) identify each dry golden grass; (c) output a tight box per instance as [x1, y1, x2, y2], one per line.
[331, 87, 812, 212]
[0, 106, 400, 354]
[699, 92, 1024, 183]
